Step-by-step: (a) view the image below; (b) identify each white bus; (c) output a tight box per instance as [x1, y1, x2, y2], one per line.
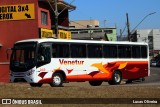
[10, 39, 149, 87]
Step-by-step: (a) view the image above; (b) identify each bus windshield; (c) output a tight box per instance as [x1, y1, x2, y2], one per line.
[10, 42, 37, 72]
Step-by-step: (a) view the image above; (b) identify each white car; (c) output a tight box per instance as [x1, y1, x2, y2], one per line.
[150, 60, 157, 66]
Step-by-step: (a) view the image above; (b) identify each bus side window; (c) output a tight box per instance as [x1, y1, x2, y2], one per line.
[54, 44, 69, 58]
[125, 46, 131, 58]
[52, 44, 57, 58]
[71, 44, 86, 58]
[118, 46, 125, 58]
[132, 46, 141, 58]
[88, 45, 102, 58]
[103, 45, 117, 58]
[141, 46, 147, 58]
[118, 46, 131, 58]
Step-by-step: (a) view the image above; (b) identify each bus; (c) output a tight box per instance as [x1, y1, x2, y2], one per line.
[9, 38, 149, 87]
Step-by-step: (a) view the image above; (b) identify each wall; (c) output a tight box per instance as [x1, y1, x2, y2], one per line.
[0, 0, 39, 82]
[137, 29, 151, 42]
[137, 29, 160, 51]
[70, 28, 117, 41]
[107, 29, 117, 41]
[153, 29, 160, 50]
[70, 20, 100, 28]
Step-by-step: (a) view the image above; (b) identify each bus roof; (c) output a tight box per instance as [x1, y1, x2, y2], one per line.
[15, 38, 148, 46]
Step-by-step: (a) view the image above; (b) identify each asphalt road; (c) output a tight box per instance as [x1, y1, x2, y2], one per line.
[64, 67, 160, 87]
[141, 67, 160, 85]
[116, 66, 160, 86]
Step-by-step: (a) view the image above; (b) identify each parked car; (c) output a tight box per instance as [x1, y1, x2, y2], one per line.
[150, 60, 157, 66]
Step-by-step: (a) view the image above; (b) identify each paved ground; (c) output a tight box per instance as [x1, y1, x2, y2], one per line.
[63, 67, 160, 87]
[0, 67, 159, 106]
[140, 67, 160, 85]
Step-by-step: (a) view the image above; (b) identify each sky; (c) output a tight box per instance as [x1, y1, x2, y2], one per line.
[64, 0, 160, 35]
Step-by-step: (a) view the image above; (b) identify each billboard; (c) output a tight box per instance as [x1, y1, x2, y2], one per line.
[0, 4, 35, 21]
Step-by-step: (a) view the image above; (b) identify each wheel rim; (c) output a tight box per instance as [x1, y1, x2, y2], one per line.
[53, 76, 61, 85]
[115, 73, 120, 82]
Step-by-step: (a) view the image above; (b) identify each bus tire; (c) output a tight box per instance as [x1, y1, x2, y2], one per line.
[126, 79, 133, 84]
[50, 73, 63, 87]
[30, 83, 43, 87]
[89, 81, 103, 86]
[108, 70, 122, 85]
[141, 78, 145, 81]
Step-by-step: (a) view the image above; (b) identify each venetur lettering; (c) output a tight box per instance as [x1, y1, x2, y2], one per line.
[59, 59, 84, 65]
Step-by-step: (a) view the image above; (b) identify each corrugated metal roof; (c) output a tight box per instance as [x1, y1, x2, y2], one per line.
[38, 0, 76, 10]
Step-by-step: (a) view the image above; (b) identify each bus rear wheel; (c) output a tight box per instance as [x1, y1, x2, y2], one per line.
[30, 83, 43, 87]
[108, 71, 122, 85]
[126, 79, 133, 84]
[89, 81, 103, 86]
[50, 73, 63, 87]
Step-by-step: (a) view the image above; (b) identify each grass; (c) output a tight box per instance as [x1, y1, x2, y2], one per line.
[0, 82, 160, 107]
[0, 82, 160, 98]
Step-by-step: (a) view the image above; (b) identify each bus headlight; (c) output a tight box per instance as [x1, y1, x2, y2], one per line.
[27, 70, 34, 76]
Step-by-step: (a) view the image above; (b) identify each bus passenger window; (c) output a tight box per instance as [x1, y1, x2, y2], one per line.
[118, 46, 131, 58]
[103, 45, 117, 58]
[71, 44, 86, 58]
[132, 46, 141, 58]
[52, 43, 69, 58]
[141, 46, 147, 58]
[125, 46, 131, 58]
[88, 45, 102, 58]
[52, 44, 57, 58]
[118, 46, 124, 58]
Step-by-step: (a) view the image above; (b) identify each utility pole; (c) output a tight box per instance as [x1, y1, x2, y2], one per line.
[47, 0, 75, 38]
[54, 0, 58, 38]
[126, 13, 131, 41]
[120, 29, 122, 40]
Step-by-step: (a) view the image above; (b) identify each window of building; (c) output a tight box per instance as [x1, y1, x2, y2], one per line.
[41, 11, 48, 25]
[103, 45, 117, 58]
[104, 30, 113, 34]
[93, 30, 102, 33]
[69, 26, 75, 28]
[71, 32, 79, 34]
[87, 45, 102, 58]
[80, 31, 88, 33]
[71, 44, 86, 58]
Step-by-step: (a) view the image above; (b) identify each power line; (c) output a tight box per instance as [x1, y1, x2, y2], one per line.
[121, 25, 127, 35]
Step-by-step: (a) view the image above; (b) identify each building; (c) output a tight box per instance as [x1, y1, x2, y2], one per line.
[70, 20, 99, 28]
[0, 0, 75, 82]
[136, 29, 160, 56]
[69, 20, 117, 40]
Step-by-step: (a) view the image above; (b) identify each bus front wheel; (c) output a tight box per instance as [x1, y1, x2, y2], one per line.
[50, 73, 63, 87]
[89, 81, 103, 86]
[108, 70, 122, 85]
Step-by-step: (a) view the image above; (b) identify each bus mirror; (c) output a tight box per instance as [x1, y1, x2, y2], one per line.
[6, 48, 12, 60]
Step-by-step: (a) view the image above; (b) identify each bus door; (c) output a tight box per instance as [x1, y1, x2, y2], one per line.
[36, 43, 52, 77]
